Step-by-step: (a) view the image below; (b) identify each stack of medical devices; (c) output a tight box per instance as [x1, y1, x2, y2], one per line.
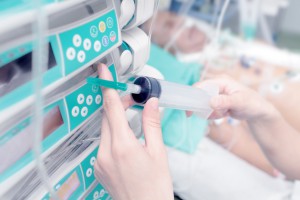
[0, 0, 156, 199]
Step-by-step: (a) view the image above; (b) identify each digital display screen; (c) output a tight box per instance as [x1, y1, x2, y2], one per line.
[0, 106, 63, 174]
[53, 172, 80, 200]
[0, 44, 57, 97]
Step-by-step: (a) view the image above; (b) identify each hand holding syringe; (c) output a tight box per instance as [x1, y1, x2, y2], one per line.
[87, 76, 219, 119]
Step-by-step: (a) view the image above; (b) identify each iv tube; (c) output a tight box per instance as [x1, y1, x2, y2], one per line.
[32, 0, 57, 199]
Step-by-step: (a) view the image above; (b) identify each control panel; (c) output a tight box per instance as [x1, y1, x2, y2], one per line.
[60, 10, 120, 75]
[40, 147, 111, 200]
[0, 64, 116, 185]
[0, 0, 156, 199]
[86, 184, 111, 200]
[66, 82, 103, 130]
[0, 7, 121, 111]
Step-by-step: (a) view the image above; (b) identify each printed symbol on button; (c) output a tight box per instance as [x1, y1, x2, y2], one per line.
[95, 95, 101, 104]
[93, 191, 99, 199]
[90, 25, 98, 38]
[106, 17, 113, 28]
[71, 106, 79, 117]
[92, 84, 99, 93]
[90, 156, 96, 166]
[86, 95, 93, 105]
[86, 168, 93, 177]
[77, 50, 86, 63]
[66, 47, 76, 60]
[98, 21, 106, 33]
[94, 40, 101, 52]
[73, 34, 82, 47]
[77, 94, 85, 104]
[102, 36, 109, 47]
[81, 106, 88, 117]
[99, 189, 105, 197]
[110, 31, 116, 42]
[83, 39, 91, 51]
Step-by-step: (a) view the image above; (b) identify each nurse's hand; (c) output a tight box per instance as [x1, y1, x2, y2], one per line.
[196, 76, 300, 180]
[196, 75, 280, 123]
[94, 64, 173, 200]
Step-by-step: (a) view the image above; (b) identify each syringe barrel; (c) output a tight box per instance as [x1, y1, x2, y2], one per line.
[132, 77, 219, 119]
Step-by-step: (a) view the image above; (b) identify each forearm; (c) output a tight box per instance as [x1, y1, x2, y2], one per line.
[230, 132, 275, 176]
[248, 113, 300, 179]
[209, 123, 275, 176]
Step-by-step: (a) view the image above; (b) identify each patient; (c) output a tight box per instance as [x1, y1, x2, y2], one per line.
[144, 11, 208, 54]
[146, 10, 300, 178]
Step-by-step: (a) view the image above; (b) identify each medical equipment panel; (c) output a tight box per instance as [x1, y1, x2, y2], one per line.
[0, 37, 62, 109]
[85, 183, 110, 200]
[0, 0, 156, 198]
[65, 81, 103, 131]
[59, 10, 120, 75]
[40, 146, 104, 200]
[0, 63, 117, 186]
[0, 0, 121, 110]
[0, 100, 68, 181]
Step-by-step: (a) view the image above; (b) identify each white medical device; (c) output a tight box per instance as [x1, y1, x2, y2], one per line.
[0, 0, 155, 199]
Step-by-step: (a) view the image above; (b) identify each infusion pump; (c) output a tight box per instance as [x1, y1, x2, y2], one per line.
[0, 0, 155, 199]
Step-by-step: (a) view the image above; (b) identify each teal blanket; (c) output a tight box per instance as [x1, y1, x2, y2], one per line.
[147, 44, 208, 153]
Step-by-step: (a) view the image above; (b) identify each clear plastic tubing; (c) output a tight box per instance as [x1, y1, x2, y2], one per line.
[131, 77, 219, 119]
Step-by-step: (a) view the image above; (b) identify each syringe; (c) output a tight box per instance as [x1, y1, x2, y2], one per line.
[87, 76, 219, 119]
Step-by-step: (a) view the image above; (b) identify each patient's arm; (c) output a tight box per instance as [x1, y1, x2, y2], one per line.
[265, 81, 300, 133]
[199, 77, 300, 180]
[205, 60, 300, 132]
[246, 108, 300, 180]
[208, 120, 276, 176]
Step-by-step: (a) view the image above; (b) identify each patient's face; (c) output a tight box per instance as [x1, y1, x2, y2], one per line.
[149, 11, 207, 53]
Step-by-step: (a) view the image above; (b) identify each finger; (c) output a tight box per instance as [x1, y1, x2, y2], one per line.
[98, 64, 131, 142]
[99, 114, 111, 153]
[208, 109, 229, 120]
[210, 95, 233, 111]
[121, 95, 135, 110]
[142, 98, 164, 154]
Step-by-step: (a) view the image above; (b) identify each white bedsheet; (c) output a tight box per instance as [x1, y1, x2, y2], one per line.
[167, 137, 294, 200]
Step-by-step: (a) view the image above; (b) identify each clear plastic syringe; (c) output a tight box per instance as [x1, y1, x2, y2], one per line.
[131, 77, 219, 119]
[87, 76, 219, 119]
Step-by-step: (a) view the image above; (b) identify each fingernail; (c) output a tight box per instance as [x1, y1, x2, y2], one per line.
[150, 98, 159, 110]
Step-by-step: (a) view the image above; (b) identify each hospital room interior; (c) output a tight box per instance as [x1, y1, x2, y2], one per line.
[0, 0, 300, 199]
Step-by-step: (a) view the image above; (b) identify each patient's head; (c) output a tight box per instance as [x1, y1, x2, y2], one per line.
[144, 11, 208, 54]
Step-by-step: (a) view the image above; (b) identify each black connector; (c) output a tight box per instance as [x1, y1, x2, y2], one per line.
[131, 76, 161, 104]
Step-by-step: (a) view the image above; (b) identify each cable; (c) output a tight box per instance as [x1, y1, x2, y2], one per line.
[213, 0, 230, 46]
[148, 0, 161, 41]
[200, 0, 231, 81]
[31, 0, 57, 199]
[163, 0, 195, 51]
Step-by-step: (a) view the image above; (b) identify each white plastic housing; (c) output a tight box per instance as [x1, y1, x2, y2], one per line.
[123, 0, 155, 31]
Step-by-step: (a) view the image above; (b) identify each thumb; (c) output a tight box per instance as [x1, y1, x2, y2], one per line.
[210, 95, 233, 111]
[142, 98, 164, 153]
